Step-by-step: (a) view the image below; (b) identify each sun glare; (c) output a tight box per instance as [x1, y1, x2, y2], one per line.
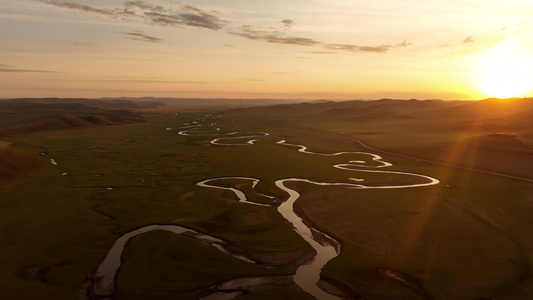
[475, 40, 533, 99]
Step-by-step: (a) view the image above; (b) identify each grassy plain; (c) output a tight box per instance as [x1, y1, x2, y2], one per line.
[223, 98, 533, 300]
[0, 113, 315, 299]
[0, 98, 532, 299]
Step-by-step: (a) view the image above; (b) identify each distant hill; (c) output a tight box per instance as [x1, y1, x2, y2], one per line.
[226, 97, 533, 179]
[228, 97, 533, 124]
[0, 97, 312, 134]
[0, 97, 166, 110]
[0, 98, 154, 135]
[98, 97, 306, 109]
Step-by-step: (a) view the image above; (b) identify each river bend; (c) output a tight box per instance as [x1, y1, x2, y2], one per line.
[80, 120, 439, 299]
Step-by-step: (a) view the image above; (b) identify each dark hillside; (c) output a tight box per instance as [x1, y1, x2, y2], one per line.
[0, 99, 151, 136]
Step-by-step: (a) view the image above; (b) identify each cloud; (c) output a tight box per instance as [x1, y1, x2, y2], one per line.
[282, 19, 293, 29]
[45, 0, 228, 30]
[72, 41, 99, 46]
[43, 1, 411, 55]
[231, 24, 411, 53]
[462, 36, 474, 44]
[129, 1, 229, 31]
[123, 0, 154, 11]
[120, 30, 165, 43]
[176, 11, 225, 30]
[231, 26, 321, 46]
[46, 1, 116, 16]
[326, 44, 387, 53]
[143, 9, 226, 30]
[396, 40, 412, 48]
[0, 64, 61, 73]
[326, 40, 412, 53]
[499, 22, 527, 33]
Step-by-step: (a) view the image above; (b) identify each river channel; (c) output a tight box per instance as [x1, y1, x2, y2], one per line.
[79, 118, 439, 299]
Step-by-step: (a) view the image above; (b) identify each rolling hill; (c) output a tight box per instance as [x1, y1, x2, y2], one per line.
[227, 97, 533, 180]
[0, 98, 155, 136]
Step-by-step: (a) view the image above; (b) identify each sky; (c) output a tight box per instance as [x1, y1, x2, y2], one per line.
[1, 0, 533, 100]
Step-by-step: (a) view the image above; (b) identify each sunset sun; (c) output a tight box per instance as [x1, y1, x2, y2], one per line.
[476, 41, 533, 99]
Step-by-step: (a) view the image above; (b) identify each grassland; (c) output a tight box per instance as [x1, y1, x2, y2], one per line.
[0, 98, 532, 300]
[0, 111, 317, 300]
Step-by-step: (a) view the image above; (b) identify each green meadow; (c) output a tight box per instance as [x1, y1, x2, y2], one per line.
[0, 113, 321, 299]
[0, 98, 532, 299]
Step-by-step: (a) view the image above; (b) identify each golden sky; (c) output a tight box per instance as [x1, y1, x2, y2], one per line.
[1, 0, 532, 100]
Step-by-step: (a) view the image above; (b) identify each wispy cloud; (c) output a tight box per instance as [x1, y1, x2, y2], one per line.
[173, 5, 226, 30]
[72, 41, 99, 46]
[232, 26, 321, 46]
[326, 40, 412, 53]
[499, 22, 527, 33]
[43, 1, 411, 54]
[45, 0, 228, 30]
[232, 25, 411, 53]
[281, 19, 293, 29]
[329, 40, 412, 53]
[0, 64, 61, 73]
[46, 0, 115, 16]
[462, 36, 474, 44]
[120, 30, 165, 43]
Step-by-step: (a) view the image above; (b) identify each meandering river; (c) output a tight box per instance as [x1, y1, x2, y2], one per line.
[79, 119, 439, 300]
